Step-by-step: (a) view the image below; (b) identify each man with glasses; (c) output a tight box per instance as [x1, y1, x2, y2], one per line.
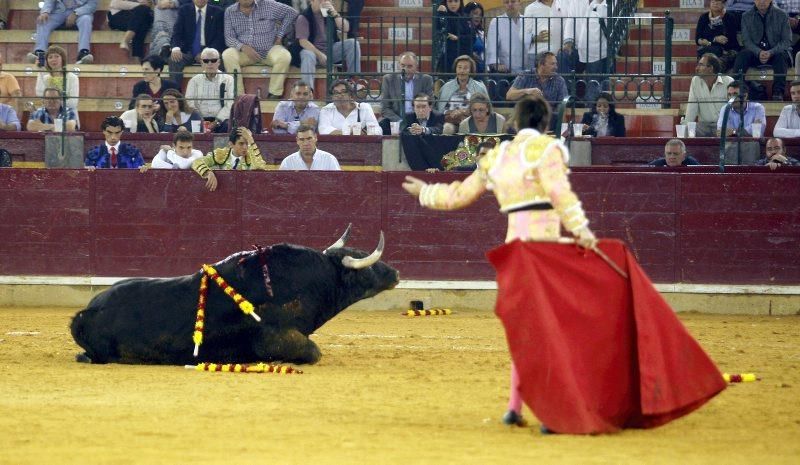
[379, 52, 434, 135]
[26, 88, 78, 133]
[185, 47, 234, 133]
[84, 116, 145, 169]
[685, 53, 733, 137]
[755, 137, 800, 169]
[318, 79, 378, 135]
[168, 0, 226, 87]
[222, 0, 298, 99]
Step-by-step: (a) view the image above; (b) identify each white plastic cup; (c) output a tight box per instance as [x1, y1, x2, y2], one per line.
[390, 121, 400, 135]
[53, 118, 63, 132]
[751, 123, 763, 138]
[351, 123, 362, 136]
[341, 124, 351, 135]
[675, 124, 686, 138]
[573, 124, 582, 137]
[687, 121, 697, 138]
[366, 123, 380, 135]
[191, 120, 201, 133]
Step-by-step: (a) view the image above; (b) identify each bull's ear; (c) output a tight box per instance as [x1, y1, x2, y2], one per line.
[342, 232, 384, 269]
[323, 223, 353, 255]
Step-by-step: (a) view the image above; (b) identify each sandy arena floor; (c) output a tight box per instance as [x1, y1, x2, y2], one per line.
[0, 306, 798, 465]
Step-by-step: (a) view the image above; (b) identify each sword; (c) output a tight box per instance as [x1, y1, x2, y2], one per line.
[554, 238, 629, 279]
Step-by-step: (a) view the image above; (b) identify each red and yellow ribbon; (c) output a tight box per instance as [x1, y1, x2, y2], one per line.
[193, 264, 262, 357]
[402, 308, 453, 317]
[723, 373, 759, 383]
[186, 362, 302, 374]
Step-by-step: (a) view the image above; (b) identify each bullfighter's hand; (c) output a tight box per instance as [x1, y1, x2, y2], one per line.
[576, 228, 597, 250]
[402, 175, 427, 197]
[205, 171, 218, 191]
[238, 127, 255, 145]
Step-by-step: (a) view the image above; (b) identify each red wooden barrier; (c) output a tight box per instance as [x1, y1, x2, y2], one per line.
[0, 168, 798, 284]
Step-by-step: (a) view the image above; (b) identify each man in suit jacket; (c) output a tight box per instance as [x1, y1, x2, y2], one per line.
[379, 51, 434, 135]
[400, 93, 446, 171]
[84, 116, 145, 169]
[168, 0, 227, 88]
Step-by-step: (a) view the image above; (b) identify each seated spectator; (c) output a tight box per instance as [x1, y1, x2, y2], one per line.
[506, 51, 568, 130]
[773, 80, 800, 137]
[776, 1, 800, 64]
[435, 0, 473, 74]
[379, 52, 434, 135]
[158, 88, 203, 133]
[403, 93, 445, 135]
[26, 88, 78, 133]
[732, 0, 791, 101]
[401, 93, 446, 171]
[486, 0, 525, 74]
[108, 0, 154, 61]
[221, 0, 298, 99]
[696, 0, 741, 71]
[437, 55, 489, 134]
[717, 81, 766, 136]
[458, 93, 506, 134]
[85, 116, 145, 169]
[26, 0, 96, 66]
[271, 81, 320, 134]
[151, 0, 184, 60]
[279, 125, 341, 170]
[191, 127, 269, 191]
[648, 139, 701, 167]
[755, 137, 800, 169]
[0, 52, 22, 113]
[128, 56, 180, 110]
[121, 94, 161, 133]
[464, 2, 486, 73]
[0, 103, 21, 131]
[35, 46, 81, 129]
[168, 0, 226, 87]
[185, 48, 234, 133]
[685, 53, 733, 137]
[296, 0, 361, 88]
[148, 131, 204, 169]
[580, 91, 625, 137]
[318, 79, 378, 135]
[344, 0, 364, 38]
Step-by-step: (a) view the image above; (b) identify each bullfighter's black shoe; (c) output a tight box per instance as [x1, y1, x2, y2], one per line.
[502, 410, 527, 427]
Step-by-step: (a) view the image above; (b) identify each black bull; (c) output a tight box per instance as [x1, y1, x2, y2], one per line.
[71, 237, 399, 365]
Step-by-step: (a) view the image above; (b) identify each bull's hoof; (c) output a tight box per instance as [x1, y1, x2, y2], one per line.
[75, 352, 92, 363]
[502, 410, 528, 427]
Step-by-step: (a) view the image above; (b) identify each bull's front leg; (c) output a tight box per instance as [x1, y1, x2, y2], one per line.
[252, 327, 322, 365]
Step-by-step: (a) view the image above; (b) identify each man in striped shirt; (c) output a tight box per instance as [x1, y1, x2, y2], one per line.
[221, 0, 298, 99]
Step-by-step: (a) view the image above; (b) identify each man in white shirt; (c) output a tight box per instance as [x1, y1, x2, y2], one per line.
[318, 79, 378, 135]
[523, 0, 578, 73]
[773, 80, 800, 137]
[279, 125, 341, 170]
[185, 47, 234, 133]
[685, 54, 734, 137]
[147, 131, 204, 169]
[486, 0, 526, 73]
[562, 0, 609, 104]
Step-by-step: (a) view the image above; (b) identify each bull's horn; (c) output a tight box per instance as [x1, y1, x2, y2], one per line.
[323, 223, 352, 255]
[342, 232, 384, 269]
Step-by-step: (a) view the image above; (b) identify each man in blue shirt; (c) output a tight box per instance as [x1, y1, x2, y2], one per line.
[716, 81, 766, 136]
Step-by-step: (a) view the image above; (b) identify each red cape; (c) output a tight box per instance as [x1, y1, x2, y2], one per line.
[486, 239, 726, 434]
